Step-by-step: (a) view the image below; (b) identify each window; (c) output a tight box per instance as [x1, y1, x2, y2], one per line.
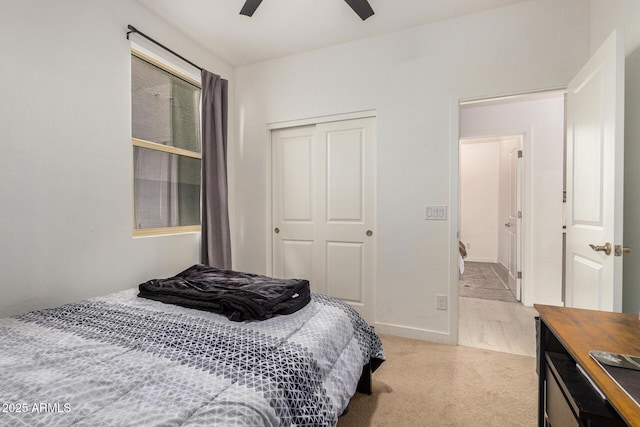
[131, 50, 202, 236]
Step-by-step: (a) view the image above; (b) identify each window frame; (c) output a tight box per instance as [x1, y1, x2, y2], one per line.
[131, 48, 202, 237]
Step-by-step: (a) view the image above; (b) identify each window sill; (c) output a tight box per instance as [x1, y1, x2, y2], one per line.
[133, 225, 201, 238]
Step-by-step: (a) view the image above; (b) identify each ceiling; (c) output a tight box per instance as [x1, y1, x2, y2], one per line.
[135, 0, 530, 66]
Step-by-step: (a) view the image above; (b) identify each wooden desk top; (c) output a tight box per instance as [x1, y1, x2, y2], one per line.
[535, 304, 640, 426]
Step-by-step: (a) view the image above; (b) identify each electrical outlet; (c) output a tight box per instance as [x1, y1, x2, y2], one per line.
[436, 294, 448, 311]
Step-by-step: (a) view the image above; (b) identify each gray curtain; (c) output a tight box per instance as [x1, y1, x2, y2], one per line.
[201, 69, 231, 269]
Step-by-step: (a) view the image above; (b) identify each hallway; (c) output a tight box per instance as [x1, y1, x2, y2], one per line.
[459, 261, 517, 302]
[459, 261, 538, 357]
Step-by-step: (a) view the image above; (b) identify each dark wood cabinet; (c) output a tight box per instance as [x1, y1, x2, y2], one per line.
[545, 351, 624, 426]
[546, 358, 579, 427]
[536, 305, 640, 427]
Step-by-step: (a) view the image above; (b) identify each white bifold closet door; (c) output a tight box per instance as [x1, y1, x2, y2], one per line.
[271, 117, 376, 324]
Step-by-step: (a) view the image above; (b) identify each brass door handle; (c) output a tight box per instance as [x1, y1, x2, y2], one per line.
[589, 242, 611, 256]
[615, 245, 632, 256]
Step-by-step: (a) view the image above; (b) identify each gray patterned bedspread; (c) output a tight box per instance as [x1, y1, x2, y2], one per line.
[0, 289, 384, 426]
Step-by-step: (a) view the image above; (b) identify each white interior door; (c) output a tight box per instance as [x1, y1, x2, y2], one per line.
[565, 30, 625, 312]
[272, 118, 376, 323]
[507, 140, 523, 301]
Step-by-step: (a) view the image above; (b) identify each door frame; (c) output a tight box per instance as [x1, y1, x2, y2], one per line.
[458, 133, 524, 301]
[264, 110, 377, 277]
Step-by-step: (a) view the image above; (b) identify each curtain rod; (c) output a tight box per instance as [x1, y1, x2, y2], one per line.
[126, 24, 203, 72]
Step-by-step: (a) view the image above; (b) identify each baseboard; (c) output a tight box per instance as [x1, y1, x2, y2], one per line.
[465, 257, 498, 263]
[374, 322, 456, 345]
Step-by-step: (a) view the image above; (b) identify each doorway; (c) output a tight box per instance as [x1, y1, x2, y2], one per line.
[457, 91, 565, 356]
[459, 135, 522, 303]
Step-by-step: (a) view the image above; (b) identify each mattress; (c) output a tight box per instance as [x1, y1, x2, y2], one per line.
[0, 289, 384, 426]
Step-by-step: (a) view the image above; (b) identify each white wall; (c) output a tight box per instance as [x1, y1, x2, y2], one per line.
[460, 95, 565, 307]
[233, 0, 589, 343]
[460, 140, 500, 263]
[0, 0, 234, 317]
[589, 1, 640, 314]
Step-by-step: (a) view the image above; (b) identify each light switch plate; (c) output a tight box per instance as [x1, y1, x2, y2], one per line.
[425, 205, 447, 220]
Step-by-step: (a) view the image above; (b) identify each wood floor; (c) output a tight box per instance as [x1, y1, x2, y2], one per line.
[458, 296, 539, 357]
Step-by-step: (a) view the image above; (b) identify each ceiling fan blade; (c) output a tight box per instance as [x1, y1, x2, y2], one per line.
[240, 0, 263, 17]
[344, 0, 374, 21]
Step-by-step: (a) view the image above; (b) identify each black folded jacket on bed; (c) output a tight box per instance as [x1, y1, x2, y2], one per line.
[138, 264, 311, 321]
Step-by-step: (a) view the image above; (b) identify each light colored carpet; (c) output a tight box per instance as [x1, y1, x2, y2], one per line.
[460, 262, 517, 303]
[338, 334, 537, 426]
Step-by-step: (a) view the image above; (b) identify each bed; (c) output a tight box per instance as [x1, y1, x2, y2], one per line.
[0, 267, 384, 426]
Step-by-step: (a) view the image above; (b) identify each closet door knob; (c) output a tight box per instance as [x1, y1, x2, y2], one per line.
[366, 230, 373, 237]
[274, 227, 280, 234]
